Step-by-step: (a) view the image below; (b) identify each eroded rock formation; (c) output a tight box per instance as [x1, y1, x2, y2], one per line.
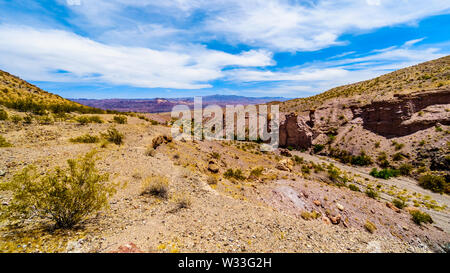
[279, 113, 313, 149]
[352, 89, 450, 137]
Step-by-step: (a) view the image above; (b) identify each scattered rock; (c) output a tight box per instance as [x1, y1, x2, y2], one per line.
[313, 200, 321, 206]
[279, 149, 292, 157]
[336, 203, 344, 211]
[329, 214, 341, 225]
[111, 243, 143, 253]
[208, 160, 220, 173]
[276, 159, 293, 172]
[322, 216, 331, 225]
[386, 202, 401, 213]
[0, 169, 5, 177]
[152, 134, 172, 149]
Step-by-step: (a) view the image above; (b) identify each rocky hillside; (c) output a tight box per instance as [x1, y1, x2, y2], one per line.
[279, 55, 450, 112]
[277, 57, 449, 174]
[0, 70, 103, 114]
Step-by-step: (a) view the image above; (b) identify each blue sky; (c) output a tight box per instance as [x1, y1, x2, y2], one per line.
[0, 0, 449, 99]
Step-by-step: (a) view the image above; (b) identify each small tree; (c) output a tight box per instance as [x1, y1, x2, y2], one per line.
[0, 151, 116, 228]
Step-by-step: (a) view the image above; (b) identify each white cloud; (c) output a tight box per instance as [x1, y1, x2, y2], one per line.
[224, 43, 447, 96]
[0, 25, 273, 89]
[203, 0, 450, 51]
[59, 0, 450, 52]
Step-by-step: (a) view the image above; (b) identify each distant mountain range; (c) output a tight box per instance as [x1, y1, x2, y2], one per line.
[72, 95, 288, 113]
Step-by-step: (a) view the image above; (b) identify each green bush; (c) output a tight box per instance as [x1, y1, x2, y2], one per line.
[250, 167, 264, 177]
[224, 168, 246, 180]
[418, 174, 448, 194]
[392, 199, 406, 209]
[348, 184, 360, 192]
[0, 108, 8, 120]
[351, 152, 372, 166]
[293, 155, 304, 164]
[410, 210, 433, 225]
[365, 188, 378, 199]
[0, 151, 115, 228]
[392, 152, 404, 161]
[75, 115, 103, 125]
[102, 128, 124, 145]
[0, 135, 12, 147]
[113, 115, 127, 124]
[301, 165, 311, 174]
[88, 115, 103, 123]
[370, 168, 400, 179]
[70, 134, 100, 143]
[313, 144, 325, 154]
[399, 164, 413, 175]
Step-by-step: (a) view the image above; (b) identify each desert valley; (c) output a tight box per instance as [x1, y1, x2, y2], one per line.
[0, 56, 449, 253]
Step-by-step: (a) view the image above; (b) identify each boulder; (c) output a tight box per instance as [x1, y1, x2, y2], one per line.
[276, 159, 294, 172]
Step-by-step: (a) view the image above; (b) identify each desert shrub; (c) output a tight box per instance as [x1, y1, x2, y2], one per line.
[0, 109, 8, 120]
[301, 210, 321, 220]
[0, 151, 115, 228]
[399, 164, 413, 175]
[250, 167, 264, 177]
[113, 115, 127, 124]
[102, 128, 124, 145]
[173, 193, 191, 209]
[348, 184, 360, 192]
[23, 114, 33, 124]
[418, 174, 448, 194]
[88, 115, 103, 123]
[70, 134, 100, 143]
[75, 115, 103, 125]
[327, 164, 342, 183]
[365, 188, 378, 199]
[313, 144, 325, 154]
[301, 164, 311, 174]
[364, 220, 377, 233]
[141, 176, 169, 199]
[75, 116, 91, 125]
[392, 141, 404, 150]
[392, 152, 404, 161]
[0, 135, 12, 147]
[370, 168, 400, 179]
[224, 168, 246, 180]
[10, 115, 22, 124]
[392, 199, 406, 209]
[210, 152, 220, 159]
[37, 115, 54, 125]
[351, 152, 372, 166]
[410, 210, 433, 225]
[293, 155, 304, 164]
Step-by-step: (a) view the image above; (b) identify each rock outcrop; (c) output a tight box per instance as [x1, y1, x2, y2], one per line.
[352, 89, 450, 137]
[279, 113, 313, 149]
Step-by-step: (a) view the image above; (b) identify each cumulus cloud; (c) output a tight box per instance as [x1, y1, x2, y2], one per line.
[0, 25, 273, 89]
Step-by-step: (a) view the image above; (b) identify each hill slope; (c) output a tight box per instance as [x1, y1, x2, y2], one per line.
[0, 70, 103, 114]
[279, 55, 450, 112]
